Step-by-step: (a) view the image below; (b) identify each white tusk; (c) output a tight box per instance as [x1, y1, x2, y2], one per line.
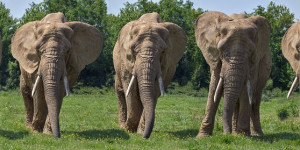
[247, 80, 252, 105]
[214, 77, 223, 103]
[64, 76, 70, 96]
[158, 75, 164, 97]
[32, 75, 41, 97]
[126, 75, 135, 97]
[287, 77, 298, 99]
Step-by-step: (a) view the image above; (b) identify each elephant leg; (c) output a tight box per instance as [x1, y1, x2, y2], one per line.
[250, 56, 271, 136]
[232, 99, 239, 135]
[31, 80, 48, 133]
[43, 82, 65, 134]
[20, 75, 34, 128]
[250, 91, 263, 136]
[115, 75, 127, 128]
[236, 87, 250, 136]
[125, 83, 143, 132]
[197, 69, 221, 137]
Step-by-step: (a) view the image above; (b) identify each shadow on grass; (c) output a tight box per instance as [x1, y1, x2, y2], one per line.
[0, 129, 29, 140]
[252, 132, 300, 143]
[66, 129, 130, 140]
[163, 129, 198, 139]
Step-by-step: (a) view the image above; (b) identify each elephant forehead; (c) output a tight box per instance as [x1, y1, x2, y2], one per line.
[37, 23, 73, 38]
[222, 20, 256, 31]
[133, 23, 168, 36]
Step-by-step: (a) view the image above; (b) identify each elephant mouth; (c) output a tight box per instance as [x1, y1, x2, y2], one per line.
[125, 65, 164, 97]
[31, 66, 70, 97]
[213, 75, 252, 105]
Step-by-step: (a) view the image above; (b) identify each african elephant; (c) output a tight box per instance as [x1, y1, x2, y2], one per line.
[195, 11, 272, 136]
[282, 21, 300, 98]
[113, 12, 186, 138]
[11, 12, 103, 138]
[282, 22, 300, 117]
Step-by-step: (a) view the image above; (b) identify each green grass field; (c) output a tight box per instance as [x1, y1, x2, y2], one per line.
[0, 87, 299, 150]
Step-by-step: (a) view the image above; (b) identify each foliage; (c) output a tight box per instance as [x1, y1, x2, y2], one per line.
[0, 2, 18, 90]
[276, 99, 299, 120]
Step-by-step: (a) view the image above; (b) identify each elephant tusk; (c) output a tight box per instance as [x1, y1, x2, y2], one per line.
[32, 75, 41, 96]
[287, 77, 298, 99]
[64, 76, 70, 96]
[158, 75, 164, 97]
[126, 75, 135, 97]
[214, 77, 223, 103]
[247, 80, 252, 105]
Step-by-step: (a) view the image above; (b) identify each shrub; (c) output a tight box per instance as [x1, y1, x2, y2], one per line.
[276, 100, 299, 120]
[277, 106, 289, 120]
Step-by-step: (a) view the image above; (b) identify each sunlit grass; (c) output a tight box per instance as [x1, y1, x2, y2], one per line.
[0, 88, 299, 149]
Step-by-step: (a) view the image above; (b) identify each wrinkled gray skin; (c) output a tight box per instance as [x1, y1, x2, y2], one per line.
[195, 11, 272, 137]
[113, 12, 186, 138]
[12, 13, 103, 138]
[282, 21, 300, 115]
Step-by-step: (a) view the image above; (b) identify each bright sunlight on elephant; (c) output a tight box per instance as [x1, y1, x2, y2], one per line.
[195, 11, 272, 137]
[113, 12, 186, 139]
[282, 21, 300, 116]
[11, 12, 103, 138]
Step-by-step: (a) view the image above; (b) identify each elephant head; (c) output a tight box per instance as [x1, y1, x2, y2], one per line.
[115, 12, 186, 138]
[282, 21, 300, 98]
[195, 11, 270, 134]
[12, 12, 103, 138]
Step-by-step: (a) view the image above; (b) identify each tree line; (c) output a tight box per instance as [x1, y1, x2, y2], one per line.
[0, 0, 295, 90]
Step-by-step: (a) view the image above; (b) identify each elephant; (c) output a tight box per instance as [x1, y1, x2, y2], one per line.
[282, 21, 300, 97]
[113, 12, 186, 138]
[282, 21, 300, 116]
[195, 11, 272, 137]
[11, 12, 103, 138]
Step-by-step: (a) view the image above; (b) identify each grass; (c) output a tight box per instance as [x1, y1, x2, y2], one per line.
[0, 87, 299, 150]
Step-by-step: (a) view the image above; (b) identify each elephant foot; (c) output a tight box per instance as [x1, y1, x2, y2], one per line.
[233, 131, 250, 137]
[25, 122, 33, 129]
[196, 132, 212, 138]
[119, 122, 126, 129]
[125, 126, 137, 133]
[137, 126, 144, 134]
[251, 130, 263, 136]
[43, 128, 52, 135]
[31, 126, 43, 133]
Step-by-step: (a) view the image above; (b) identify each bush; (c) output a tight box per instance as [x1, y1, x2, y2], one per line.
[264, 79, 273, 90]
[198, 88, 208, 97]
[277, 106, 289, 120]
[276, 100, 299, 120]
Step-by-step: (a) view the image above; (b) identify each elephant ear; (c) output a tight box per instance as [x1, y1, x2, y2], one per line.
[195, 11, 230, 69]
[11, 21, 40, 74]
[282, 22, 300, 73]
[247, 16, 271, 60]
[161, 22, 187, 68]
[65, 22, 103, 74]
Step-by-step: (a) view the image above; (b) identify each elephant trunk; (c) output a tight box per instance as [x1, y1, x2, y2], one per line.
[136, 59, 157, 139]
[40, 58, 65, 138]
[222, 61, 246, 134]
